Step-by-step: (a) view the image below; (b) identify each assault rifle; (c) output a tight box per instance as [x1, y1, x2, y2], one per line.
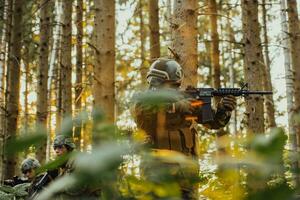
[184, 84, 273, 123]
[3, 176, 29, 186]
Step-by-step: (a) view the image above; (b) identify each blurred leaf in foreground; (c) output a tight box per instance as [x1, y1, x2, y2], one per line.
[250, 128, 287, 163]
[5, 132, 46, 155]
[37, 141, 132, 200]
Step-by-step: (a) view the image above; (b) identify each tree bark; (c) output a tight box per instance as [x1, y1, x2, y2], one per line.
[139, 0, 147, 87]
[0, 0, 12, 180]
[61, 0, 72, 119]
[149, 0, 160, 61]
[36, 0, 51, 163]
[280, 0, 297, 153]
[227, 12, 237, 135]
[172, 0, 198, 87]
[286, 0, 300, 146]
[4, 0, 23, 179]
[94, 0, 115, 123]
[261, 0, 276, 129]
[241, 0, 265, 134]
[208, 0, 220, 90]
[74, 0, 83, 149]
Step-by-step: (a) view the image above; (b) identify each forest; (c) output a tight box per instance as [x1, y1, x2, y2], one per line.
[0, 0, 300, 199]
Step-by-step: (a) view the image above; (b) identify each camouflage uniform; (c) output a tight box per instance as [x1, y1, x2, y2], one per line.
[52, 135, 101, 200]
[134, 58, 231, 157]
[20, 158, 58, 199]
[53, 135, 76, 176]
[133, 58, 233, 200]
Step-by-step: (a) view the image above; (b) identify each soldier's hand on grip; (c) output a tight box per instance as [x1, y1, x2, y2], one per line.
[218, 95, 236, 111]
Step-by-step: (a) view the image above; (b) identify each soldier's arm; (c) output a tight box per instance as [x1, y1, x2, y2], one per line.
[202, 108, 232, 129]
[202, 96, 236, 129]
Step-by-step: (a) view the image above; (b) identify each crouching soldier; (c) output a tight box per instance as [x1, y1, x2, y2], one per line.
[53, 135, 76, 176]
[52, 135, 101, 199]
[22, 158, 58, 199]
[3, 158, 40, 187]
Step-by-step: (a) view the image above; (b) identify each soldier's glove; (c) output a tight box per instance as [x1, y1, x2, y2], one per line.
[217, 95, 237, 111]
[171, 99, 194, 114]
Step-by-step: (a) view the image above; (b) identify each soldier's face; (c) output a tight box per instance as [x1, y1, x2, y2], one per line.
[54, 145, 68, 156]
[24, 169, 35, 180]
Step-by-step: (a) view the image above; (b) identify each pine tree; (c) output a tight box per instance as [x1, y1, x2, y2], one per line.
[138, 0, 147, 87]
[261, 0, 276, 128]
[61, 0, 72, 120]
[241, 0, 265, 134]
[74, 0, 83, 148]
[149, 0, 160, 61]
[36, 0, 51, 163]
[286, 0, 300, 146]
[4, 0, 24, 179]
[94, 0, 116, 123]
[172, 0, 198, 87]
[208, 0, 220, 90]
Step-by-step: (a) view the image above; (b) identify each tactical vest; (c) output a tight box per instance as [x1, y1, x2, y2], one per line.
[135, 104, 199, 157]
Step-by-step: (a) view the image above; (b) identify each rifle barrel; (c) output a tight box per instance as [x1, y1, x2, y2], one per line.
[243, 91, 273, 95]
[212, 89, 273, 96]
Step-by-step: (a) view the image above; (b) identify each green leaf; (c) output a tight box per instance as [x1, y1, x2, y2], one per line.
[250, 128, 287, 163]
[5, 132, 47, 155]
[246, 181, 294, 200]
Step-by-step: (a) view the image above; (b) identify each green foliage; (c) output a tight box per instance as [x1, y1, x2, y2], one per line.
[2, 111, 298, 200]
[5, 131, 47, 155]
[132, 89, 184, 110]
[250, 128, 287, 163]
[0, 183, 30, 200]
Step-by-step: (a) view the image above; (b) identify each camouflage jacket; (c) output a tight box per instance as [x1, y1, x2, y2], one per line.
[133, 89, 231, 157]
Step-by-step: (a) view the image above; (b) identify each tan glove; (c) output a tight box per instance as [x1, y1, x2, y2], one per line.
[217, 95, 237, 111]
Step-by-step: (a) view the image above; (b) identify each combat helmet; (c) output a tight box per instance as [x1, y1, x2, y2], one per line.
[147, 58, 183, 88]
[53, 135, 75, 150]
[21, 158, 40, 173]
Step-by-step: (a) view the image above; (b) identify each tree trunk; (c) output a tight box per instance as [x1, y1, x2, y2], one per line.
[49, 0, 62, 136]
[280, 0, 297, 157]
[74, 0, 83, 149]
[149, 0, 160, 61]
[208, 0, 220, 89]
[0, 0, 12, 180]
[139, 0, 147, 87]
[4, 0, 23, 179]
[36, 0, 50, 164]
[61, 0, 72, 119]
[227, 12, 237, 135]
[24, 59, 29, 135]
[208, 0, 221, 108]
[94, 0, 115, 123]
[286, 0, 300, 146]
[56, 55, 62, 134]
[241, 0, 265, 134]
[261, 0, 276, 129]
[172, 0, 198, 87]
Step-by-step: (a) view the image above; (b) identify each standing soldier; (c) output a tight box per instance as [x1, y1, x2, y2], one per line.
[133, 58, 236, 199]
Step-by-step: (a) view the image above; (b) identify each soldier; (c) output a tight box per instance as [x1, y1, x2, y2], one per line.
[21, 157, 58, 199]
[133, 58, 236, 199]
[3, 158, 39, 187]
[21, 158, 41, 181]
[52, 135, 101, 199]
[53, 135, 76, 176]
